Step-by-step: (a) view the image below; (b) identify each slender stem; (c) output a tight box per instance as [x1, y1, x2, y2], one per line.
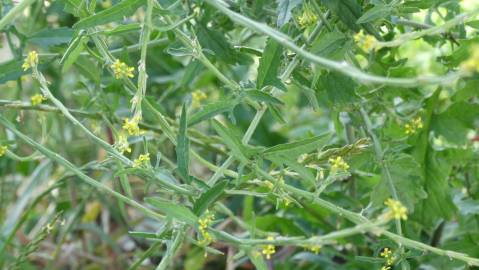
[205, 0, 463, 87]
[134, 0, 154, 117]
[155, 229, 185, 270]
[378, 10, 479, 48]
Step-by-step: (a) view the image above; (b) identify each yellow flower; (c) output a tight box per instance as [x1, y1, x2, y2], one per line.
[191, 90, 207, 108]
[111, 59, 135, 79]
[384, 198, 408, 220]
[354, 30, 377, 52]
[0, 145, 7, 157]
[133, 153, 150, 167]
[198, 210, 215, 245]
[329, 156, 349, 172]
[263, 180, 274, 189]
[380, 247, 392, 258]
[122, 116, 143, 136]
[307, 244, 321, 254]
[116, 134, 131, 154]
[30, 94, 47, 106]
[298, 3, 317, 28]
[405, 117, 423, 135]
[261, 236, 276, 260]
[386, 256, 395, 265]
[22, 51, 39, 71]
[460, 45, 479, 75]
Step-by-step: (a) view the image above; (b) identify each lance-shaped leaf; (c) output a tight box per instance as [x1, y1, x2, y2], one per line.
[189, 99, 238, 126]
[257, 38, 286, 91]
[176, 104, 190, 183]
[212, 120, 250, 164]
[145, 198, 197, 225]
[73, 0, 145, 29]
[262, 133, 331, 159]
[193, 181, 228, 215]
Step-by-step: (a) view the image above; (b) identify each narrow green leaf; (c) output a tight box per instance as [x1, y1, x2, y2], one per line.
[73, 0, 145, 29]
[104, 23, 141, 35]
[257, 38, 286, 91]
[356, 4, 393, 24]
[61, 34, 88, 72]
[212, 120, 249, 164]
[193, 181, 228, 215]
[247, 250, 268, 270]
[28, 27, 74, 47]
[245, 90, 284, 105]
[263, 133, 331, 158]
[189, 99, 238, 126]
[0, 60, 24, 84]
[176, 104, 190, 183]
[145, 198, 197, 225]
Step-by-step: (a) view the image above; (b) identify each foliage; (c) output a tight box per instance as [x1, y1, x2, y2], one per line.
[1, 0, 479, 269]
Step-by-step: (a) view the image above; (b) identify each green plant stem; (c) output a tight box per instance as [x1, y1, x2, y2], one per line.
[359, 107, 405, 269]
[155, 229, 185, 270]
[134, 0, 154, 116]
[212, 219, 387, 246]
[205, 0, 463, 87]
[377, 10, 479, 48]
[0, 0, 36, 31]
[0, 114, 164, 221]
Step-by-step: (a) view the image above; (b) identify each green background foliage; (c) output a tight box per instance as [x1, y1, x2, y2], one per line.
[0, 0, 479, 269]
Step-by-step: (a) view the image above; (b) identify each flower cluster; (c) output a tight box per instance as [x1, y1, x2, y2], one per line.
[0, 145, 7, 157]
[404, 117, 423, 135]
[385, 198, 408, 220]
[379, 247, 395, 269]
[298, 3, 317, 28]
[111, 59, 135, 79]
[31, 94, 47, 106]
[261, 236, 276, 259]
[354, 30, 377, 52]
[133, 153, 150, 168]
[329, 156, 349, 173]
[191, 90, 207, 108]
[116, 134, 131, 154]
[22, 51, 39, 71]
[460, 45, 479, 75]
[122, 116, 143, 136]
[198, 210, 215, 245]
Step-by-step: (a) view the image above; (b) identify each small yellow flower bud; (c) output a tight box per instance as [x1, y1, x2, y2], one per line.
[22, 51, 39, 71]
[298, 3, 317, 28]
[404, 117, 423, 135]
[0, 145, 7, 157]
[354, 30, 377, 52]
[380, 247, 392, 258]
[384, 198, 407, 220]
[261, 236, 276, 259]
[30, 94, 47, 106]
[329, 156, 349, 173]
[307, 244, 321, 254]
[133, 153, 150, 168]
[116, 134, 131, 154]
[191, 90, 207, 108]
[111, 59, 135, 79]
[122, 116, 143, 136]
